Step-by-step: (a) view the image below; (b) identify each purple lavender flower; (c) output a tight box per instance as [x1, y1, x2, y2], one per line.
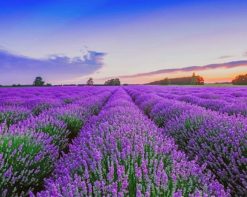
[36, 88, 228, 197]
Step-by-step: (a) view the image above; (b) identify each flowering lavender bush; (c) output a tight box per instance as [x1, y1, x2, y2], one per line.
[0, 86, 246, 196]
[32, 103, 51, 116]
[0, 106, 30, 127]
[147, 86, 247, 116]
[63, 98, 74, 104]
[126, 86, 247, 195]
[0, 132, 58, 196]
[165, 110, 247, 195]
[13, 114, 70, 151]
[59, 114, 83, 139]
[150, 101, 192, 127]
[54, 105, 98, 139]
[221, 102, 247, 116]
[0, 87, 114, 196]
[36, 89, 228, 196]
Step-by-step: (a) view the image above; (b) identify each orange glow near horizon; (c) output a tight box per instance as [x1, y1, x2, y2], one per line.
[119, 66, 247, 84]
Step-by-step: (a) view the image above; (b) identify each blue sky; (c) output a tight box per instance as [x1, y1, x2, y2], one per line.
[0, 0, 247, 84]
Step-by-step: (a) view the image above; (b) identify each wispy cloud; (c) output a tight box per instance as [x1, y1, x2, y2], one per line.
[0, 49, 106, 84]
[120, 60, 247, 78]
[218, 55, 233, 59]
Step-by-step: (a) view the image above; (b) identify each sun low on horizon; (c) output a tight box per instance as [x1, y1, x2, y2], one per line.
[0, 0, 247, 85]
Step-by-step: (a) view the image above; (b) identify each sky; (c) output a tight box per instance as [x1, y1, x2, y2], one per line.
[0, 0, 247, 85]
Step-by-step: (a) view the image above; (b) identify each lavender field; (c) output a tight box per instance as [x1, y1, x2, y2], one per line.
[0, 86, 246, 197]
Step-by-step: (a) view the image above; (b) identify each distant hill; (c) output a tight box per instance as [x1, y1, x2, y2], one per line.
[147, 73, 204, 85]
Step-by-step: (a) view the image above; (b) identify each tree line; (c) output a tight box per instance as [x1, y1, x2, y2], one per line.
[86, 77, 121, 86]
[148, 73, 205, 85]
[232, 74, 247, 85]
[33, 77, 122, 86]
[14, 76, 122, 87]
[1, 73, 246, 87]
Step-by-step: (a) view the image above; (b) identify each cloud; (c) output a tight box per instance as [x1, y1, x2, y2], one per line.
[120, 60, 247, 78]
[218, 55, 233, 59]
[0, 49, 106, 84]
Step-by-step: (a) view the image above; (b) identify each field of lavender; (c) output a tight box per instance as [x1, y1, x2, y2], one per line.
[0, 86, 246, 196]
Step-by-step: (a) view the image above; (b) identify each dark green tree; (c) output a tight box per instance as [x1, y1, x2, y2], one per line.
[33, 76, 45, 86]
[191, 72, 197, 85]
[232, 74, 247, 85]
[161, 78, 170, 85]
[87, 78, 94, 86]
[191, 73, 204, 85]
[104, 78, 121, 86]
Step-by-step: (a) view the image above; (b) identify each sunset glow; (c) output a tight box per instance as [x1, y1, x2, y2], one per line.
[0, 0, 247, 85]
[116, 65, 247, 84]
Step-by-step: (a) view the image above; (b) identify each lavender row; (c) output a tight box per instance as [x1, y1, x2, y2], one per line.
[135, 86, 247, 117]
[160, 93, 247, 117]
[0, 87, 113, 128]
[0, 89, 113, 196]
[35, 89, 228, 196]
[145, 86, 247, 101]
[126, 87, 247, 195]
[0, 87, 110, 106]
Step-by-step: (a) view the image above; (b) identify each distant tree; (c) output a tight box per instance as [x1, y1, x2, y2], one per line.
[148, 73, 204, 85]
[33, 76, 45, 86]
[12, 84, 21, 87]
[191, 73, 197, 85]
[46, 83, 52, 86]
[191, 73, 204, 85]
[87, 78, 94, 86]
[104, 78, 121, 86]
[114, 78, 121, 85]
[232, 74, 247, 85]
[196, 75, 204, 85]
[161, 77, 170, 85]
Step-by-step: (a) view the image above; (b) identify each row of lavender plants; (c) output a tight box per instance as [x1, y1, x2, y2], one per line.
[0, 87, 114, 196]
[134, 86, 247, 116]
[35, 89, 228, 196]
[0, 87, 111, 127]
[125, 87, 247, 196]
